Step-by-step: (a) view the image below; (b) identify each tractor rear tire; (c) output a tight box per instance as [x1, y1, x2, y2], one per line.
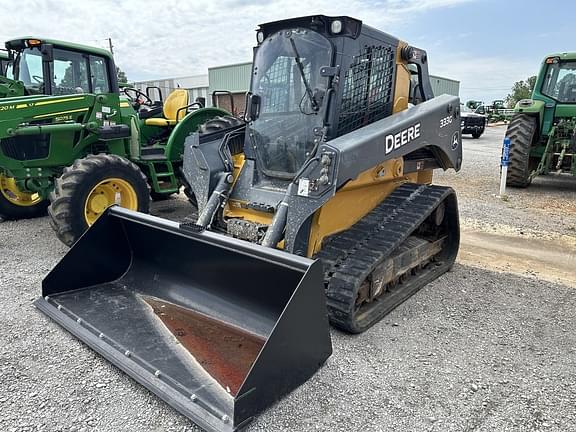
[197, 115, 244, 134]
[505, 114, 538, 188]
[49, 154, 150, 246]
[0, 176, 48, 220]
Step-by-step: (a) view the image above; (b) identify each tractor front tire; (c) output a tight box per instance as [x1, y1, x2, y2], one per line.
[505, 114, 538, 188]
[472, 130, 483, 139]
[49, 154, 150, 246]
[0, 175, 48, 220]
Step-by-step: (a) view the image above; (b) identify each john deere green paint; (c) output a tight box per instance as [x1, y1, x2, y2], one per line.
[504, 52, 576, 187]
[0, 37, 231, 244]
[0, 50, 9, 76]
[0, 48, 26, 98]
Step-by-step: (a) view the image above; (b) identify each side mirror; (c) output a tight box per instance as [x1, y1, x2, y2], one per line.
[245, 93, 261, 122]
[40, 44, 54, 62]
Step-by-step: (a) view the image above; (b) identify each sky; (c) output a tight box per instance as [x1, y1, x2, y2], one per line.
[1, 0, 574, 103]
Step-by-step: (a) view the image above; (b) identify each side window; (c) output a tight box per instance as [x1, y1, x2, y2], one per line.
[52, 49, 89, 95]
[19, 49, 44, 87]
[90, 56, 110, 94]
[4, 62, 14, 79]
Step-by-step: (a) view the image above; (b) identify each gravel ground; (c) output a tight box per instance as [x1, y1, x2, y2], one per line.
[436, 126, 576, 238]
[1, 126, 575, 432]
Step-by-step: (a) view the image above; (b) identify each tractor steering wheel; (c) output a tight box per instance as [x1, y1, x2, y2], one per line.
[123, 88, 153, 109]
[32, 75, 44, 84]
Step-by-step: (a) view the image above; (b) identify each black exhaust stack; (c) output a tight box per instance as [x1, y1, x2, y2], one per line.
[34, 207, 332, 431]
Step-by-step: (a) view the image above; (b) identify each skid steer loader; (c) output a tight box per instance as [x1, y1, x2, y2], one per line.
[0, 37, 230, 243]
[35, 15, 462, 432]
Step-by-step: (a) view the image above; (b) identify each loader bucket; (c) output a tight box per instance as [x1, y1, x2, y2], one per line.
[34, 206, 332, 432]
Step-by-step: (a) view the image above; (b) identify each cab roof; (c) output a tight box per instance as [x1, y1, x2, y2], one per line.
[544, 52, 576, 62]
[5, 37, 113, 59]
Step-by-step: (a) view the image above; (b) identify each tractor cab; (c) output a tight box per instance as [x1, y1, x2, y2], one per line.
[539, 55, 576, 105]
[0, 50, 9, 76]
[5, 37, 119, 97]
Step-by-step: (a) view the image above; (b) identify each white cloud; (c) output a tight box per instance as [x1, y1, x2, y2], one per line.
[430, 51, 539, 103]
[0, 0, 473, 81]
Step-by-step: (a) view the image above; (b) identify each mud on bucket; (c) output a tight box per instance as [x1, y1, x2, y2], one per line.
[35, 207, 333, 432]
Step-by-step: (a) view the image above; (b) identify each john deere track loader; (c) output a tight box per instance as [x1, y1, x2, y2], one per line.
[0, 38, 229, 243]
[505, 53, 576, 187]
[35, 16, 462, 431]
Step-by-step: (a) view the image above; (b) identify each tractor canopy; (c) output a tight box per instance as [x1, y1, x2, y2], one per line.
[5, 37, 118, 97]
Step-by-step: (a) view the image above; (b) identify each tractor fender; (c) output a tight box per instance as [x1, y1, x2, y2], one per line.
[164, 107, 229, 161]
[514, 99, 545, 118]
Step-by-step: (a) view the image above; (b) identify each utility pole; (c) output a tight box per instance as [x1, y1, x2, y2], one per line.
[107, 38, 114, 56]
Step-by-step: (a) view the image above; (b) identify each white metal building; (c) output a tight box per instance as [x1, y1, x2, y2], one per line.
[132, 63, 459, 113]
[132, 74, 209, 105]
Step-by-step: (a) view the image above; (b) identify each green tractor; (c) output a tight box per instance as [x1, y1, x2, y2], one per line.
[0, 48, 26, 98]
[466, 100, 483, 111]
[0, 50, 9, 75]
[0, 37, 231, 244]
[505, 53, 576, 187]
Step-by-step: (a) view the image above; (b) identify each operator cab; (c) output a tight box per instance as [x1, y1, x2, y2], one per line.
[541, 56, 576, 103]
[4, 38, 118, 97]
[0, 51, 9, 76]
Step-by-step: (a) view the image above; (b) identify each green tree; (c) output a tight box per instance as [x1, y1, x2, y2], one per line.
[116, 66, 128, 84]
[505, 76, 537, 108]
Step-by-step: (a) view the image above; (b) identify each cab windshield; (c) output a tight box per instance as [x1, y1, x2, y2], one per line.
[14, 47, 45, 94]
[13, 46, 112, 96]
[541, 60, 576, 103]
[249, 29, 332, 179]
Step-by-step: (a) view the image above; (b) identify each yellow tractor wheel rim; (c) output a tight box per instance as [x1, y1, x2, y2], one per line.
[0, 174, 43, 207]
[84, 177, 138, 226]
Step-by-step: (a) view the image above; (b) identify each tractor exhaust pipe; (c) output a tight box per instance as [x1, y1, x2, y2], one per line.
[34, 206, 332, 432]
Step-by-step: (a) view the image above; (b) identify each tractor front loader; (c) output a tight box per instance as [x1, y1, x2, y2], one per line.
[0, 38, 230, 244]
[505, 53, 576, 187]
[35, 16, 462, 431]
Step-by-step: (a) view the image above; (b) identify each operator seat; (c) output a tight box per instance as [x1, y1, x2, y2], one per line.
[565, 84, 576, 102]
[144, 89, 189, 127]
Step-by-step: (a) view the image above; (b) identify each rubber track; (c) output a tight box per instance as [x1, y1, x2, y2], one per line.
[315, 183, 455, 333]
[505, 114, 536, 187]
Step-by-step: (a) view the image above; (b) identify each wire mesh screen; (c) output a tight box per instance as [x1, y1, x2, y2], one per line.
[260, 56, 312, 113]
[337, 45, 395, 136]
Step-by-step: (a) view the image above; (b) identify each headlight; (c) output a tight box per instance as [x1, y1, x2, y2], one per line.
[331, 20, 343, 34]
[256, 31, 265, 44]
